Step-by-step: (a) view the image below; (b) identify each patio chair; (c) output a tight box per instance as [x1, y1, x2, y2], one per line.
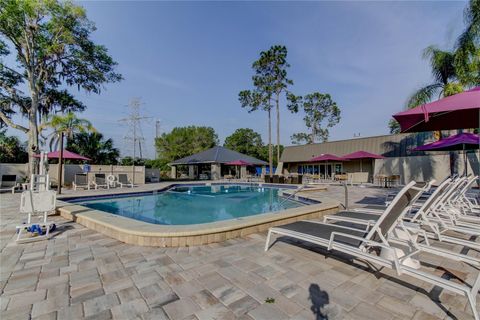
[374, 174, 387, 187]
[388, 175, 401, 187]
[92, 173, 109, 190]
[16, 190, 56, 243]
[266, 181, 480, 319]
[324, 177, 480, 251]
[117, 174, 134, 188]
[73, 173, 91, 190]
[0, 175, 19, 194]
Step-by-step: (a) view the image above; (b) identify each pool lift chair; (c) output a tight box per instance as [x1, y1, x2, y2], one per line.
[265, 181, 480, 320]
[16, 189, 57, 243]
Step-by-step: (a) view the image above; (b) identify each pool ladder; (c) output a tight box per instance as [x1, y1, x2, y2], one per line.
[273, 184, 308, 210]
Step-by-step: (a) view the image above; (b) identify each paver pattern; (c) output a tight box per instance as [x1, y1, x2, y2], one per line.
[1, 184, 479, 319]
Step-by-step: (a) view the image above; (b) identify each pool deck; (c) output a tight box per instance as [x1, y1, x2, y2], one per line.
[1, 183, 479, 319]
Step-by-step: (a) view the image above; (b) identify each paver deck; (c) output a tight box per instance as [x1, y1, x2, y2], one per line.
[1, 183, 479, 319]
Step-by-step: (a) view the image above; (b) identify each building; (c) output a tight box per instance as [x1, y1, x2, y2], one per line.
[280, 133, 479, 184]
[170, 146, 267, 180]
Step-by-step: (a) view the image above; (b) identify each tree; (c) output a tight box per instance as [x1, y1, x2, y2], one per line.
[155, 126, 218, 169]
[454, 0, 480, 86]
[0, 129, 28, 162]
[291, 92, 341, 144]
[257, 144, 284, 167]
[42, 112, 95, 193]
[224, 128, 263, 159]
[388, 119, 401, 134]
[120, 157, 145, 166]
[239, 45, 295, 176]
[405, 0, 479, 110]
[396, 0, 480, 134]
[406, 47, 462, 109]
[0, 0, 121, 174]
[67, 132, 119, 165]
[291, 133, 313, 145]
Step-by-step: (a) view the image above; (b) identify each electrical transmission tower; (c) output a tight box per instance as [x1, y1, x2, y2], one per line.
[119, 98, 151, 184]
[155, 119, 161, 159]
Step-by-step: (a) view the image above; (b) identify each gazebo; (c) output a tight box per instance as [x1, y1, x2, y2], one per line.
[169, 146, 267, 180]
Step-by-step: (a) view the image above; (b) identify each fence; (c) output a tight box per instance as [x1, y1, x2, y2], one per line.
[0, 163, 146, 186]
[373, 152, 479, 185]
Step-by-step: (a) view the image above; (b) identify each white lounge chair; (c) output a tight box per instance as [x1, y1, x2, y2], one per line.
[0, 175, 19, 194]
[73, 173, 91, 190]
[265, 181, 480, 319]
[92, 173, 109, 190]
[16, 190, 56, 243]
[117, 174, 134, 188]
[324, 178, 480, 251]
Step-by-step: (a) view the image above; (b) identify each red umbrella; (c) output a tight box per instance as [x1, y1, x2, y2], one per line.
[413, 132, 479, 152]
[225, 160, 252, 166]
[343, 150, 385, 160]
[392, 87, 480, 133]
[309, 154, 347, 162]
[414, 132, 479, 175]
[309, 154, 347, 180]
[343, 151, 385, 172]
[225, 160, 252, 178]
[34, 149, 91, 161]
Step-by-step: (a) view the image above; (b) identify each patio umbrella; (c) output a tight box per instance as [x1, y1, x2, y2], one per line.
[225, 160, 253, 166]
[343, 151, 385, 172]
[413, 132, 479, 175]
[34, 149, 91, 161]
[309, 154, 347, 179]
[225, 160, 252, 178]
[34, 150, 90, 194]
[392, 87, 480, 133]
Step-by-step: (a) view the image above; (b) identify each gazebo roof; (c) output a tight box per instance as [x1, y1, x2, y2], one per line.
[170, 146, 268, 166]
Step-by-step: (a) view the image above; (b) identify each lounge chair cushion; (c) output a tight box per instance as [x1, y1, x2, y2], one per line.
[273, 221, 367, 247]
[334, 211, 380, 221]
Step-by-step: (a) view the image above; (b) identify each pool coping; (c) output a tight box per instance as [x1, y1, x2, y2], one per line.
[57, 182, 339, 247]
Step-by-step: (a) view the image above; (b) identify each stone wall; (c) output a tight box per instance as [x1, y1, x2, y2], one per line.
[0, 163, 28, 183]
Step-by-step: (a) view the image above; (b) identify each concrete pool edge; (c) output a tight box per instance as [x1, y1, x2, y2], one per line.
[57, 187, 340, 247]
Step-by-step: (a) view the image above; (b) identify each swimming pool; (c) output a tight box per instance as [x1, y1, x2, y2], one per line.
[70, 184, 304, 225]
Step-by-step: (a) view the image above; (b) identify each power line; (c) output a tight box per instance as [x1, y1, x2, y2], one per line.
[118, 98, 151, 184]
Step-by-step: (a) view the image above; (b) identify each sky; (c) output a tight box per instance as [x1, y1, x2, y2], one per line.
[6, 0, 468, 158]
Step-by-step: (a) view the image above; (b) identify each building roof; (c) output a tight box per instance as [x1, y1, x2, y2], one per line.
[280, 133, 434, 163]
[170, 146, 268, 166]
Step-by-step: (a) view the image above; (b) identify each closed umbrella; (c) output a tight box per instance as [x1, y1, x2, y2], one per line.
[414, 132, 479, 175]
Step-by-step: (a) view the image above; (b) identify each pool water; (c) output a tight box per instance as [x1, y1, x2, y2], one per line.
[74, 185, 304, 225]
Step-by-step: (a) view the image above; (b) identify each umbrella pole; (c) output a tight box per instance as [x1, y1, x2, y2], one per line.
[57, 132, 64, 194]
[326, 161, 328, 180]
[463, 143, 467, 176]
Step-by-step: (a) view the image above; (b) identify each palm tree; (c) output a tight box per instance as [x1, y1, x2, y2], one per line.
[454, 0, 480, 86]
[406, 46, 463, 109]
[42, 112, 95, 193]
[407, 0, 479, 108]
[67, 132, 119, 165]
